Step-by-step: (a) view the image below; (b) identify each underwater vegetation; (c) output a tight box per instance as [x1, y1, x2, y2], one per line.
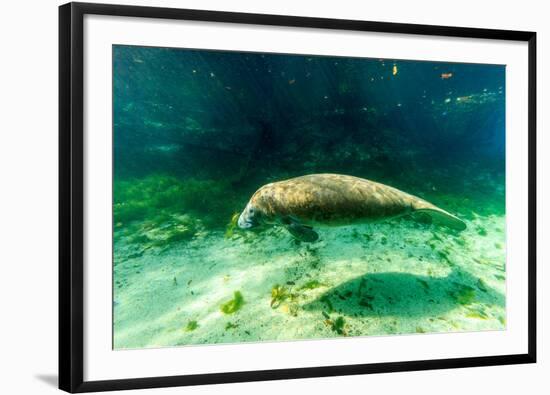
[114, 175, 243, 230]
[299, 280, 325, 291]
[225, 322, 239, 330]
[270, 284, 300, 316]
[270, 285, 290, 308]
[225, 212, 244, 239]
[185, 320, 198, 332]
[220, 291, 245, 314]
[327, 316, 347, 336]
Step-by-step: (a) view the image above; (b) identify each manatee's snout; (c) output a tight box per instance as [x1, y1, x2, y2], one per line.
[237, 203, 259, 229]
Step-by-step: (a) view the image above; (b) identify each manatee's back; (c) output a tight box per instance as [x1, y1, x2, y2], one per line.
[253, 173, 414, 225]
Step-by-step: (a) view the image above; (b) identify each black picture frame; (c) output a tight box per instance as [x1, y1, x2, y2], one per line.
[59, 2, 537, 392]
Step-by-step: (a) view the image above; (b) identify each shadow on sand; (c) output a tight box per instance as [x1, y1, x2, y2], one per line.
[302, 267, 504, 318]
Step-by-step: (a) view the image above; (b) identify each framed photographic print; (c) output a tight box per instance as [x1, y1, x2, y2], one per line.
[59, 2, 536, 392]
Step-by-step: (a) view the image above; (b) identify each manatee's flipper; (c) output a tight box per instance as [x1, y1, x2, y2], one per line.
[281, 216, 319, 242]
[286, 223, 319, 242]
[413, 208, 466, 231]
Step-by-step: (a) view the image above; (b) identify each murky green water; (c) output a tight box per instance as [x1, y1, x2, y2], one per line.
[112, 45, 505, 349]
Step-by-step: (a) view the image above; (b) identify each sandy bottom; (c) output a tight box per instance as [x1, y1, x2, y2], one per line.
[113, 210, 505, 349]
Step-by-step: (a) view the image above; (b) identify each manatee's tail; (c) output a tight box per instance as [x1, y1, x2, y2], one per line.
[412, 200, 467, 231]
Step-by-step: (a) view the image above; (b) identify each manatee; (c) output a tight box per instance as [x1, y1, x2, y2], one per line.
[237, 173, 466, 242]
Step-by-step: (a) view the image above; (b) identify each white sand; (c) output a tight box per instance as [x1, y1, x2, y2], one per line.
[113, 214, 505, 349]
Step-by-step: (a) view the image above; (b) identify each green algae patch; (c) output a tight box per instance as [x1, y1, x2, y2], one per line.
[225, 212, 241, 238]
[164, 227, 196, 243]
[477, 226, 488, 236]
[225, 322, 239, 330]
[185, 320, 198, 332]
[128, 233, 151, 244]
[320, 295, 334, 313]
[271, 285, 290, 308]
[299, 279, 325, 291]
[476, 279, 488, 293]
[436, 248, 455, 267]
[114, 175, 241, 229]
[221, 291, 244, 314]
[325, 316, 347, 336]
[449, 283, 477, 305]
[465, 308, 488, 320]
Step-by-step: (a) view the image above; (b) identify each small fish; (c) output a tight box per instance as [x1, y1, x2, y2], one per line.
[288, 79, 296, 85]
[441, 72, 453, 79]
[456, 96, 472, 102]
[392, 64, 398, 76]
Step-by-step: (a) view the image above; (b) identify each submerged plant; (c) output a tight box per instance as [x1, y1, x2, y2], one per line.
[164, 226, 196, 243]
[270, 285, 289, 308]
[127, 232, 151, 245]
[476, 279, 488, 293]
[465, 307, 488, 320]
[225, 322, 239, 330]
[324, 315, 347, 336]
[299, 279, 324, 291]
[225, 212, 241, 239]
[450, 283, 477, 305]
[113, 175, 241, 229]
[220, 291, 244, 314]
[477, 226, 488, 236]
[185, 320, 198, 332]
[320, 295, 334, 313]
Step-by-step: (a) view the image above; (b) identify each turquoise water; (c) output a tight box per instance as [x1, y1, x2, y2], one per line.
[112, 45, 505, 349]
